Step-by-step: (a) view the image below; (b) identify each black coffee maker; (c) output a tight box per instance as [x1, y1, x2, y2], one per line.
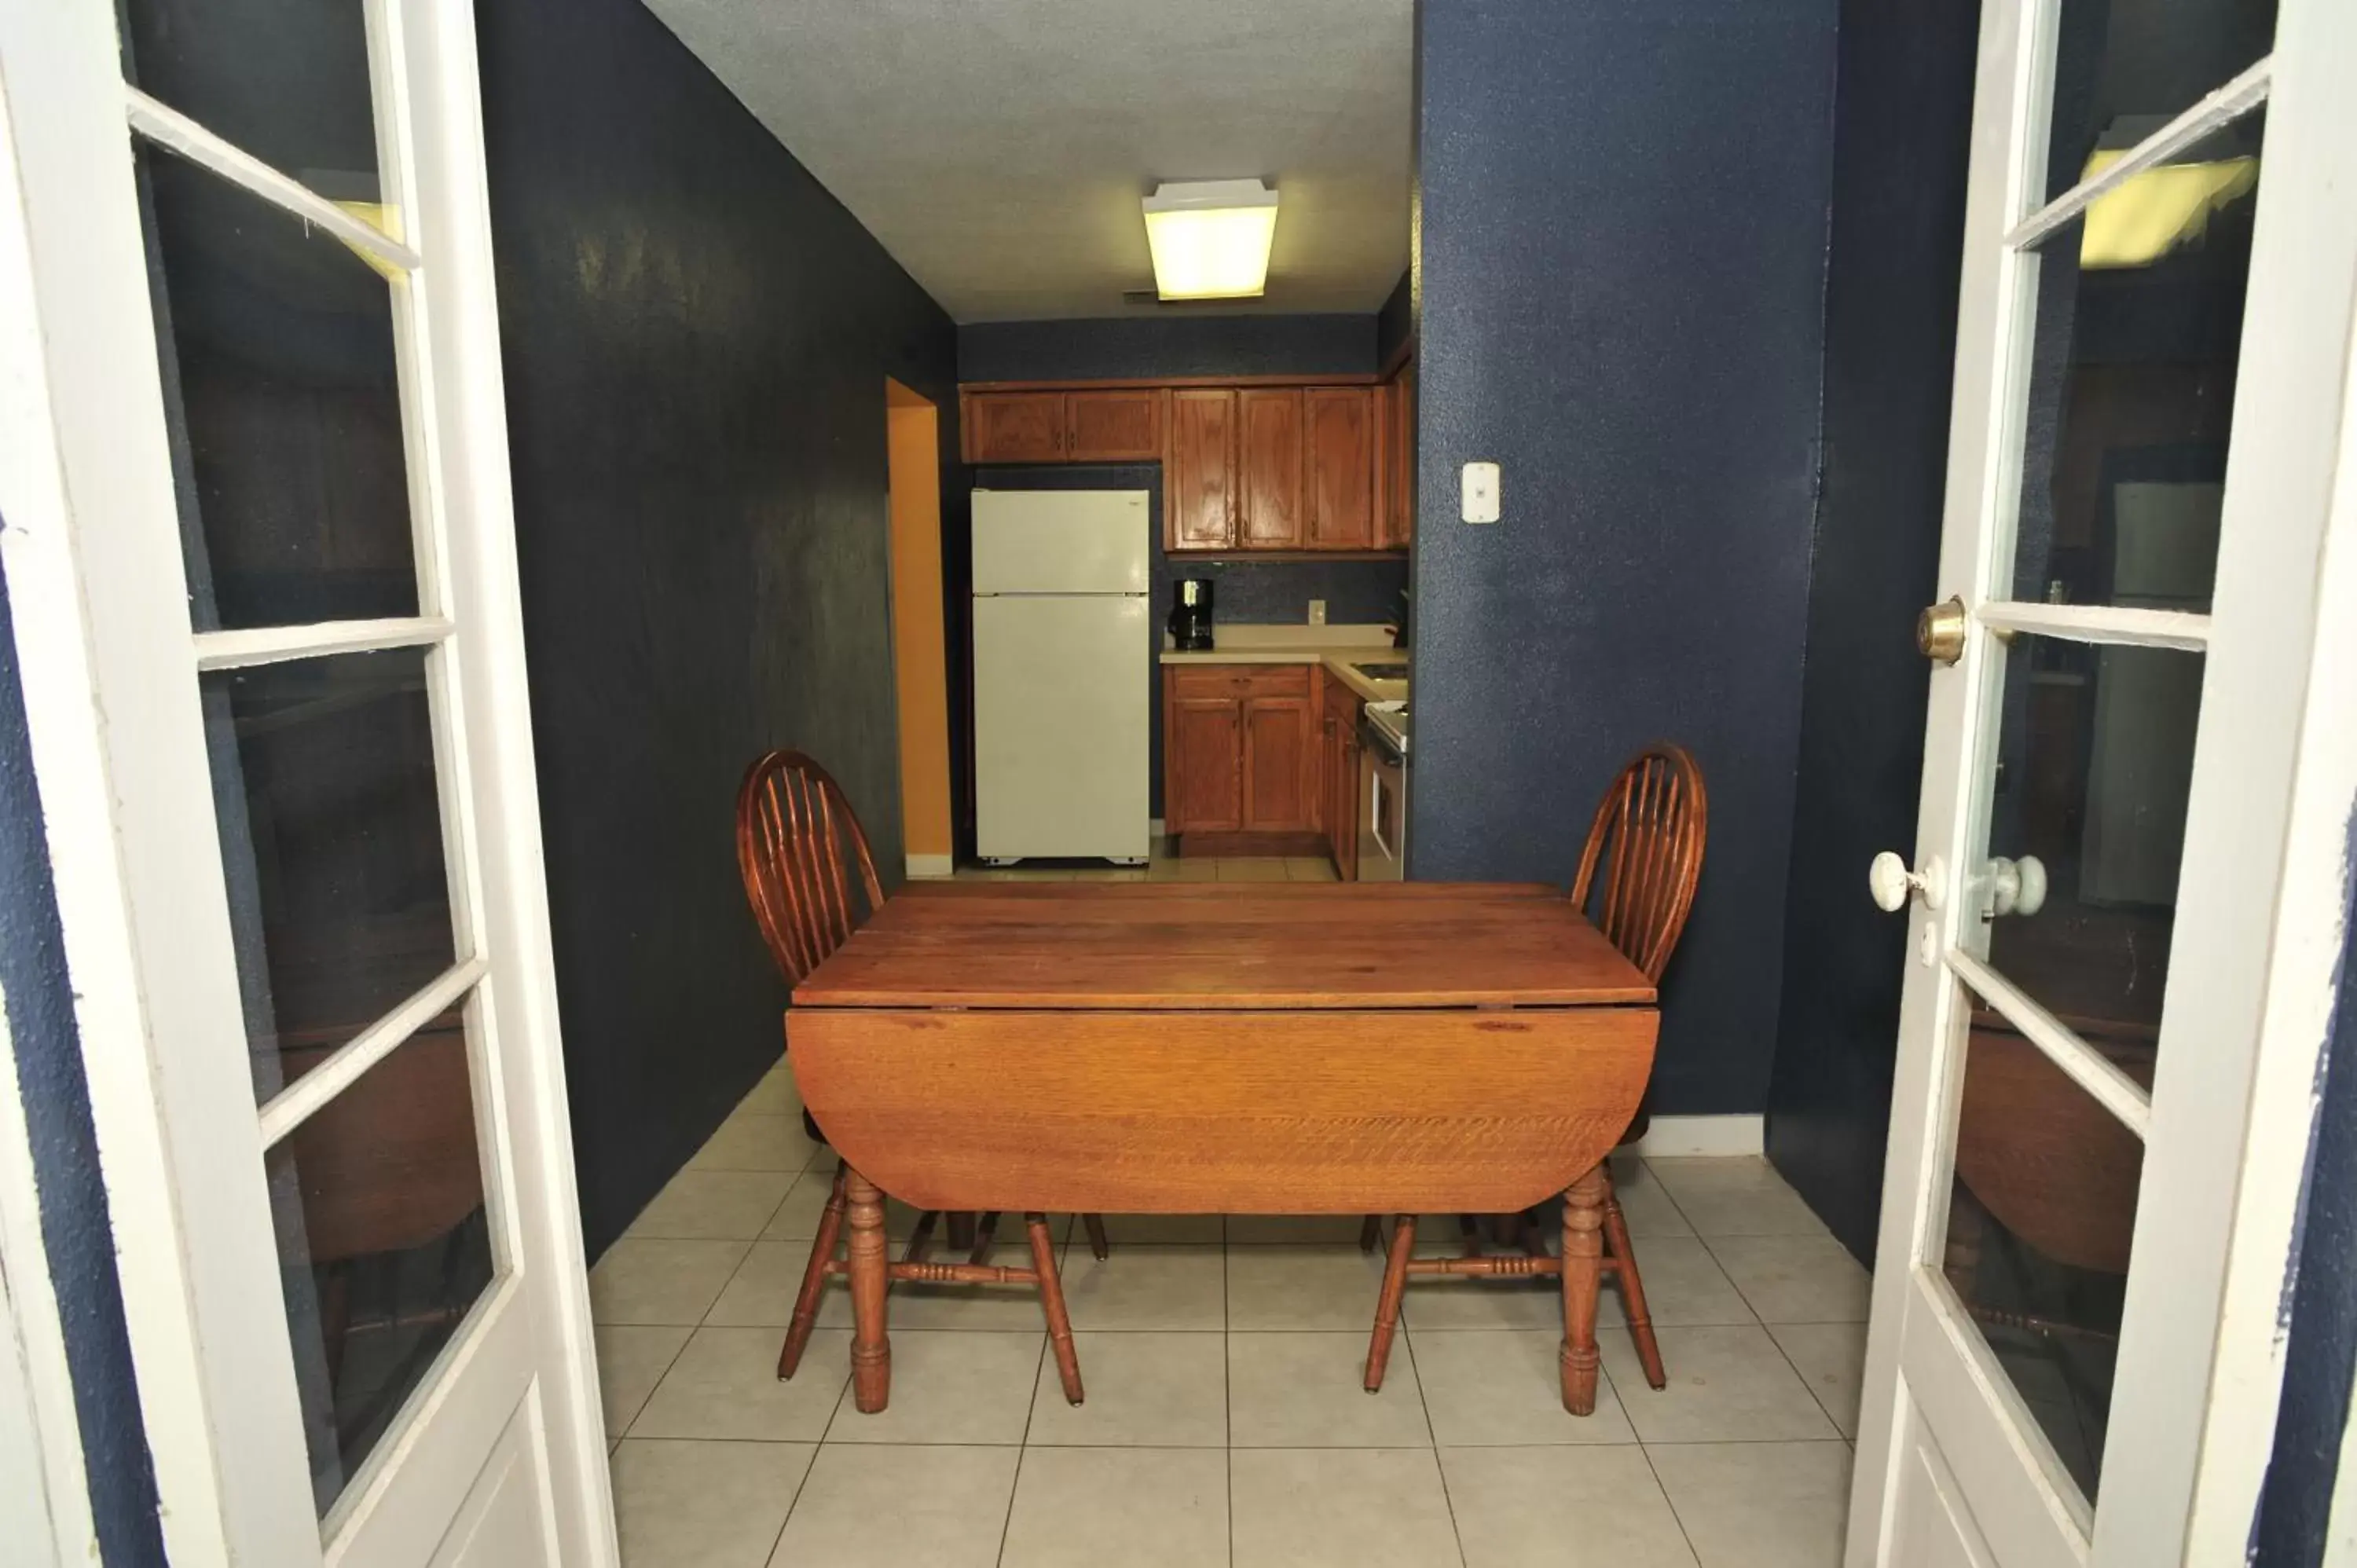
[1169, 577, 1215, 650]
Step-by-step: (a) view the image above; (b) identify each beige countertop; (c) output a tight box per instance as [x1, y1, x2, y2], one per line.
[1159, 625, 1407, 702]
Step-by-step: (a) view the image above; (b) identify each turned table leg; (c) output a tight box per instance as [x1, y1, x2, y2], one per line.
[1560, 1163, 1607, 1415]
[845, 1165, 892, 1412]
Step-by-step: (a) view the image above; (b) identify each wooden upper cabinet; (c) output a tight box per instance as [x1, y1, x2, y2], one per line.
[1166, 390, 1236, 551]
[965, 391, 1065, 463]
[960, 377, 1404, 551]
[1237, 389, 1305, 549]
[1306, 387, 1376, 548]
[1065, 389, 1163, 462]
[1380, 359, 1416, 549]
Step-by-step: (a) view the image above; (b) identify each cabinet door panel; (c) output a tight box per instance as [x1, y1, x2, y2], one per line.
[1167, 390, 1236, 551]
[1065, 389, 1162, 461]
[1170, 697, 1243, 833]
[966, 392, 1065, 463]
[1237, 389, 1305, 549]
[1306, 387, 1375, 548]
[1383, 360, 1415, 548]
[1241, 695, 1314, 830]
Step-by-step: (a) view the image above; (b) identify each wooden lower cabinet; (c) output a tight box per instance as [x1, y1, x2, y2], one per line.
[1324, 669, 1362, 880]
[1242, 693, 1315, 830]
[1164, 664, 1321, 844]
[1168, 694, 1243, 832]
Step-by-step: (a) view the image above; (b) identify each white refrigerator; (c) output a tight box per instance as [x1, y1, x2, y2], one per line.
[971, 489, 1152, 863]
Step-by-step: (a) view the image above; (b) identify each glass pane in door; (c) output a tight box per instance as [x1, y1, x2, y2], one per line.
[119, 0, 383, 191]
[1978, 632, 2205, 1061]
[266, 1014, 493, 1517]
[2010, 121, 2263, 611]
[1941, 988, 2147, 1500]
[200, 647, 457, 1104]
[140, 146, 420, 630]
[2040, 0, 2276, 203]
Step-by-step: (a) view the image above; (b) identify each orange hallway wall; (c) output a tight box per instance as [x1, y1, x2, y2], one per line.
[885, 382, 953, 869]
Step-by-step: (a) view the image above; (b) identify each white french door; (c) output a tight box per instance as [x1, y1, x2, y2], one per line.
[0, 2, 612, 1565]
[1850, 0, 2357, 1563]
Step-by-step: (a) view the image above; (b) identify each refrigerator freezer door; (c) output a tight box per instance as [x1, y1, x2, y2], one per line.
[973, 489, 1150, 595]
[973, 593, 1151, 860]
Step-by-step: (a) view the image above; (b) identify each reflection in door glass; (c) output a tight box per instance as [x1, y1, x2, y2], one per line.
[1979, 634, 2202, 1049]
[2041, 0, 2275, 205]
[201, 648, 458, 1105]
[2011, 119, 2261, 614]
[268, 1017, 493, 1517]
[120, 0, 383, 192]
[1941, 991, 2146, 1501]
[139, 145, 420, 630]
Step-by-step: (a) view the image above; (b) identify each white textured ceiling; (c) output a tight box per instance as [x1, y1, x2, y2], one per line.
[638, 0, 1414, 322]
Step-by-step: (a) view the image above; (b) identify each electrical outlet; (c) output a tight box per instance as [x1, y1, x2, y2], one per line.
[1461, 461, 1501, 524]
[1308, 599, 1328, 625]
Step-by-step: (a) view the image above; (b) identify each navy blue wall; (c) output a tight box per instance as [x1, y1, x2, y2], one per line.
[1376, 269, 1413, 368]
[478, 0, 961, 1256]
[0, 561, 165, 1563]
[1765, 0, 1981, 1260]
[2254, 813, 2357, 1566]
[959, 315, 1376, 383]
[1409, 0, 1838, 1115]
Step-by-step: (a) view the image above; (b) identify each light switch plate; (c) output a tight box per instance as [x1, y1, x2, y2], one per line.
[1461, 461, 1501, 524]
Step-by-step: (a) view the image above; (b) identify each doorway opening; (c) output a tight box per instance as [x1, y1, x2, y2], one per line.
[886, 379, 954, 880]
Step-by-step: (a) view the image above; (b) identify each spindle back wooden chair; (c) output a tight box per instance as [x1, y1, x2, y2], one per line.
[735, 749, 1092, 1402]
[737, 748, 884, 989]
[1364, 743, 1706, 1397]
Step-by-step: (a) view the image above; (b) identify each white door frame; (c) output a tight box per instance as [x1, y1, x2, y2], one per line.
[1849, 0, 2357, 1561]
[0, 1, 614, 1563]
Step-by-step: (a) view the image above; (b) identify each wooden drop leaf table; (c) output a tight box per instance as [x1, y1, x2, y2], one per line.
[786, 881, 1659, 1414]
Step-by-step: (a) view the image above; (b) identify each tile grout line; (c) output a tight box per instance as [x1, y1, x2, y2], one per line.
[1406, 1322, 1475, 1568]
[759, 1438, 822, 1568]
[1634, 1434, 1710, 1567]
[995, 1236, 1055, 1568]
[1223, 1230, 1235, 1567]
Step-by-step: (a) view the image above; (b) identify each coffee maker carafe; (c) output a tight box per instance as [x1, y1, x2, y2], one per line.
[1169, 577, 1215, 650]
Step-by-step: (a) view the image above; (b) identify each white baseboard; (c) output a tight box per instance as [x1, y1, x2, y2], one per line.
[1149, 818, 1167, 838]
[904, 853, 954, 879]
[1629, 1114, 1765, 1158]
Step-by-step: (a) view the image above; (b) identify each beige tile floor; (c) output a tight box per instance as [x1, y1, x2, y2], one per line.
[597, 1064, 1867, 1566]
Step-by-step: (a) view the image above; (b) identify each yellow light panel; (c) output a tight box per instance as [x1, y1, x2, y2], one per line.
[1143, 180, 1279, 301]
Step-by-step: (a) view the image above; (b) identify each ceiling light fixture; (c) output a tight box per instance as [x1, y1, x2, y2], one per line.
[1142, 179, 1279, 301]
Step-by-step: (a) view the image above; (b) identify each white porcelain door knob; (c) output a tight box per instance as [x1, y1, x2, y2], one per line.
[1869, 852, 1947, 912]
[1989, 855, 2048, 917]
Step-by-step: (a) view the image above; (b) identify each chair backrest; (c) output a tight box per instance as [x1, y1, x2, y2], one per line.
[1570, 743, 1707, 983]
[736, 749, 885, 985]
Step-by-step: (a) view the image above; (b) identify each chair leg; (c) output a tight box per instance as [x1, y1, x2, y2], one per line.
[1365, 1214, 1417, 1392]
[1028, 1213, 1084, 1405]
[901, 1209, 940, 1264]
[1603, 1186, 1666, 1390]
[968, 1211, 1001, 1265]
[946, 1212, 977, 1253]
[1358, 1214, 1382, 1254]
[777, 1162, 847, 1379]
[1457, 1213, 1485, 1258]
[1081, 1213, 1110, 1260]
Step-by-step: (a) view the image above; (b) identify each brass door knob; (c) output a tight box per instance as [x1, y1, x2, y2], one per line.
[1917, 596, 1967, 664]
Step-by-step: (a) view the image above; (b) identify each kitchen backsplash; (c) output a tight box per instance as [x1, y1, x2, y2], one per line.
[973, 463, 1409, 630]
